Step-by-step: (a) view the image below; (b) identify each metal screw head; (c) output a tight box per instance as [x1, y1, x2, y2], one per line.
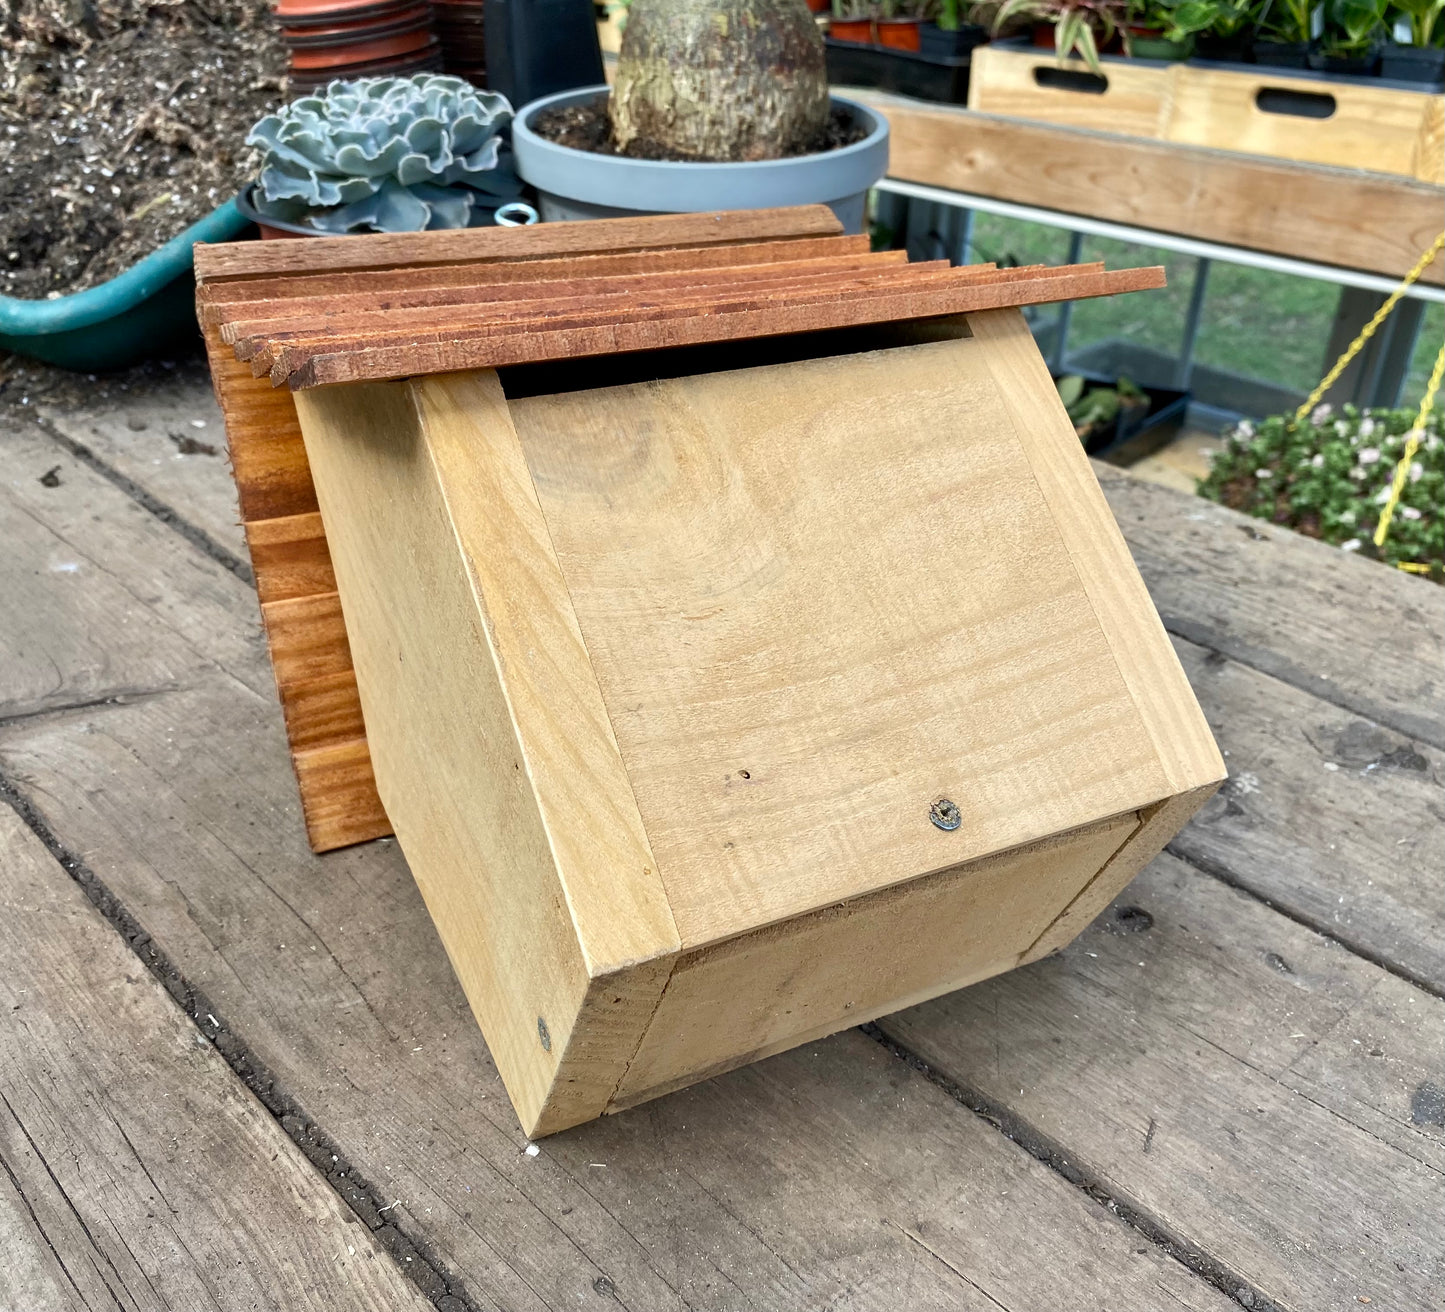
[929, 797, 961, 831]
[537, 1016, 551, 1052]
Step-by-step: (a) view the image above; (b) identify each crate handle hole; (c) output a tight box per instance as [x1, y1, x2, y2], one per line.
[1254, 87, 1336, 119]
[1033, 66, 1109, 94]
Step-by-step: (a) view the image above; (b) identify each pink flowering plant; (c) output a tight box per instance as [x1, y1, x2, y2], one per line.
[1197, 403, 1444, 574]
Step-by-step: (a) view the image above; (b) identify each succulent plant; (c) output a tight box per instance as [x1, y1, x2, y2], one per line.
[247, 75, 521, 234]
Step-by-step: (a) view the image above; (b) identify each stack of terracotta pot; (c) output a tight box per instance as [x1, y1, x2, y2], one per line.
[431, 0, 487, 85]
[276, 0, 445, 95]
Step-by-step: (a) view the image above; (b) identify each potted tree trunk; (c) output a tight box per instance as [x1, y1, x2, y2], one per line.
[511, 0, 890, 233]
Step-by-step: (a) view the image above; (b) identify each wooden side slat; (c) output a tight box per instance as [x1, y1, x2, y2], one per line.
[288, 266, 1166, 388]
[197, 235, 876, 318]
[262, 592, 355, 688]
[276, 670, 369, 752]
[202, 332, 319, 522]
[201, 315, 386, 852]
[193, 205, 846, 282]
[291, 736, 392, 850]
[245, 511, 337, 605]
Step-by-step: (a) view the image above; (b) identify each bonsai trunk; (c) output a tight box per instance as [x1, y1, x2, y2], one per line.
[609, 0, 829, 161]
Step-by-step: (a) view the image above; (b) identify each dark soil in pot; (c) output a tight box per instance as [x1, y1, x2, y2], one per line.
[531, 98, 869, 162]
[0, 0, 287, 299]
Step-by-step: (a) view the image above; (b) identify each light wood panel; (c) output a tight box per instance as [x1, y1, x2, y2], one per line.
[0, 808, 434, 1312]
[612, 813, 1141, 1107]
[968, 44, 1176, 137]
[859, 93, 1445, 284]
[292, 374, 679, 1136]
[1019, 784, 1216, 963]
[968, 309, 1224, 795]
[512, 332, 1189, 946]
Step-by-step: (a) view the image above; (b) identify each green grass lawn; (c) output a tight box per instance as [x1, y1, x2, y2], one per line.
[962, 212, 1445, 412]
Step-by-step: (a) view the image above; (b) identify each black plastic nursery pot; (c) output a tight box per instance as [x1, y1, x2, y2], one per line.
[824, 37, 973, 105]
[1192, 32, 1253, 61]
[1253, 39, 1310, 68]
[1056, 372, 1191, 458]
[1380, 42, 1445, 83]
[918, 21, 989, 58]
[1307, 41, 1381, 75]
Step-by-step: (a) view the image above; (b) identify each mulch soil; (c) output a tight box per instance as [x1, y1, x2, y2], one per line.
[1, 0, 287, 299]
[531, 96, 869, 161]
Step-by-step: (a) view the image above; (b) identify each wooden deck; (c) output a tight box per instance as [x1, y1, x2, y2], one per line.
[1, 361, 1441, 1311]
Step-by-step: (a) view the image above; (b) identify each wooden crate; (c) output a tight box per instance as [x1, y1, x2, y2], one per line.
[965, 43, 1445, 184]
[1168, 63, 1445, 185]
[288, 308, 1224, 1136]
[967, 43, 1176, 139]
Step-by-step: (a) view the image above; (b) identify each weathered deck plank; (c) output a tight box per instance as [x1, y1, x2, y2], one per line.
[1096, 463, 1445, 750]
[0, 806, 435, 1312]
[0, 681, 1235, 1312]
[0, 424, 265, 720]
[34, 365, 246, 560]
[881, 849, 1445, 1312]
[1172, 637, 1444, 992]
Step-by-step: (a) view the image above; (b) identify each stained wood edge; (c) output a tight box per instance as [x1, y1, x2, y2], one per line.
[284, 267, 1166, 388]
[202, 318, 391, 853]
[966, 307, 1227, 798]
[195, 206, 846, 283]
[195, 234, 876, 317]
[1017, 781, 1223, 963]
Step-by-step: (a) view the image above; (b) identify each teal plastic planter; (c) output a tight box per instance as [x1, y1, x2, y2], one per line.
[0, 199, 252, 371]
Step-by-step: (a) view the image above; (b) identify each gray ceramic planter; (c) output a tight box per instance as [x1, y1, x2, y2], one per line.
[511, 86, 889, 233]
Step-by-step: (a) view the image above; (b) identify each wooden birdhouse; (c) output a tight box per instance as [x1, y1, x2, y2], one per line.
[200, 207, 1225, 1137]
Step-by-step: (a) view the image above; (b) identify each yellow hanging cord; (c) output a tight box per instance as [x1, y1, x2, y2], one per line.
[1373, 340, 1445, 562]
[1293, 231, 1445, 429]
